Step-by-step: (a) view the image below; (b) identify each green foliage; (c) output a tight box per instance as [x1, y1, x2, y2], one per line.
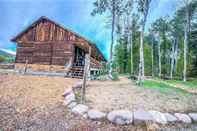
[166, 79, 197, 89]
[96, 75, 109, 81]
[111, 72, 119, 81]
[0, 55, 6, 63]
[143, 80, 191, 95]
[0, 55, 15, 63]
[144, 42, 152, 75]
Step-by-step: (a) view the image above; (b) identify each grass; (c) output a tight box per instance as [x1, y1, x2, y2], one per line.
[142, 80, 191, 96]
[0, 55, 15, 63]
[166, 79, 197, 89]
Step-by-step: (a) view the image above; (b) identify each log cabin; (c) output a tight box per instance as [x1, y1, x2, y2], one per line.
[11, 16, 107, 78]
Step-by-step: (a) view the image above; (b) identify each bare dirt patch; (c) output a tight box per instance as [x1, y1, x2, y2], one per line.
[0, 74, 146, 130]
[86, 77, 197, 113]
[0, 74, 197, 130]
[0, 74, 79, 112]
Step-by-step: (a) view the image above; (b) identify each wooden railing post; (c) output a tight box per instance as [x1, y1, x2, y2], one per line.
[87, 46, 91, 80]
[81, 54, 90, 103]
[24, 59, 28, 74]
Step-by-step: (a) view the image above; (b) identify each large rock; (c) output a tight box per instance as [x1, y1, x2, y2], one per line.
[164, 113, 177, 123]
[88, 109, 106, 120]
[71, 104, 89, 115]
[62, 88, 73, 97]
[72, 81, 83, 89]
[68, 102, 77, 109]
[188, 113, 197, 122]
[64, 93, 75, 106]
[133, 110, 153, 125]
[107, 110, 133, 125]
[174, 113, 192, 124]
[149, 110, 167, 124]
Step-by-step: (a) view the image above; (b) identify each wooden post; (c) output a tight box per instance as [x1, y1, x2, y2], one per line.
[81, 54, 89, 103]
[87, 46, 91, 80]
[24, 59, 28, 74]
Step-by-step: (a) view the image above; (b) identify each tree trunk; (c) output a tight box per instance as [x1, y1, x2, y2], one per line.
[129, 19, 133, 76]
[183, 4, 189, 82]
[158, 38, 161, 77]
[130, 34, 133, 75]
[109, 0, 115, 79]
[151, 36, 154, 77]
[170, 39, 175, 79]
[81, 54, 89, 104]
[138, 24, 145, 84]
[174, 38, 178, 73]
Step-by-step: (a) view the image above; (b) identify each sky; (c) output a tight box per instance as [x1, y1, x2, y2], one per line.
[0, 0, 180, 59]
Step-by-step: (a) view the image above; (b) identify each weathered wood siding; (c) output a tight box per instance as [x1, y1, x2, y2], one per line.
[13, 17, 106, 67]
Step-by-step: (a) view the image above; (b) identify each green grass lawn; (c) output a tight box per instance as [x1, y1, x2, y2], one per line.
[142, 80, 191, 96]
[166, 79, 197, 89]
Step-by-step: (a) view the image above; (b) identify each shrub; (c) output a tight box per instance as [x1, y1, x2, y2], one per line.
[0, 55, 6, 63]
[112, 72, 119, 81]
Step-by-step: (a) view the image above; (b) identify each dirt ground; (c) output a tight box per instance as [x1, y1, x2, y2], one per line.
[86, 77, 197, 113]
[0, 74, 197, 131]
[0, 74, 146, 131]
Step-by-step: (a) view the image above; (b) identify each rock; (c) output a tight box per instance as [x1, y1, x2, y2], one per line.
[71, 104, 89, 115]
[68, 102, 77, 109]
[107, 110, 133, 125]
[88, 109, 106, 120]
[133, 109, 153, 125]
[164, 113, 177, 123]
[62, 88, 72, 97]
[82, 113, 88, 118]
[72, 81, 83, 89]
[149, 110, 167, 124]
[174, 113, 192, 124]
[188, 113, 197, 122]
[64, 93, 75, 106]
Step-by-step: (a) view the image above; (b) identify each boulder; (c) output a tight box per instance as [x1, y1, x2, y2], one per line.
[174, 113, 192, 124]
[68, 102, 77, 109]
[88, 109, 106, 120]
[64, 93, 75, 106]
[188, 113, 197, 122]
[62, 88, 73, 97]
[164, 113, 177, 123]
[72, 81, 83, 89]
[149, 110, 167, 124]
[71, 104, 89, 115]
[107, 110, 133, 125]
[133, 109, 153, 125]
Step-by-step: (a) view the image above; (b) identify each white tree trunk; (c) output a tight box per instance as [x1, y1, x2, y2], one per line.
[174, 39, 178, 73]
[109, 1, 115, 79]
[183, 4, 189, 82]
[151, 37, 154, 77]
[128, 17, 133, 75]
[170, 39, 175, 79]
[158, 38, 161, 77]
[130, 34, 133, 75]
[138, 26, 144, 83]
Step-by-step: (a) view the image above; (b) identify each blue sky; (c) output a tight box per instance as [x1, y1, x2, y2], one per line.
[0, 0, 179, 59]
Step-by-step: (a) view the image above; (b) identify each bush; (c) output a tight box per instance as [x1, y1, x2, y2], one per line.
[96, 75, 108, 81]
[112, 72, 119, 81]
[0, 55, 6, 63]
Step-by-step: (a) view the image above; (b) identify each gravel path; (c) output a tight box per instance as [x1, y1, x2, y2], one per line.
[86, 77, 197, 113]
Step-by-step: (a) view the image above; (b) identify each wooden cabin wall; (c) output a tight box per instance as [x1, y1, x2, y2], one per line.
[16, 41, 74, 66]
[15, 19, 106, 67]
[17, 19, 77, 42]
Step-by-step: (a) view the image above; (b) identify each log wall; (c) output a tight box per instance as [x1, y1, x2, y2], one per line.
[13, 17, 106, 69]
[16, 42, 74, 66]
